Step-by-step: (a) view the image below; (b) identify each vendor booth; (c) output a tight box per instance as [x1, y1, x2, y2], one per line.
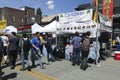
[35, 9, 112, 60]
[57, 9, 112, 61]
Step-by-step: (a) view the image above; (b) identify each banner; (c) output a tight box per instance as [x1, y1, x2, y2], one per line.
[99, 12, 112, 27]
[59, 9, 93, 24]
[0, 20, 6, 29]
[94, 0, 98, 6]
[102, 0, 114, 20]
[93, 10, 98, 22]
[0, 20, 6, 33]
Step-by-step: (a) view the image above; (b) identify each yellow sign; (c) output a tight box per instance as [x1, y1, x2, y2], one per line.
[0, 20, 6, 29]
[93, 0, 98, 22]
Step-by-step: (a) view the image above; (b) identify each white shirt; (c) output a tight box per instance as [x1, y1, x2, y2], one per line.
[116, 36, 120, 43]
[1, 35, 9, 47]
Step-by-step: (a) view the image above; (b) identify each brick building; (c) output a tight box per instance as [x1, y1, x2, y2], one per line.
[0, 6, 41, 27]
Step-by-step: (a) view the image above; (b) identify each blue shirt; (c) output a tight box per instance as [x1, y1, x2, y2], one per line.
[71, 36, 82, 48]
[31, 37, 40, 51]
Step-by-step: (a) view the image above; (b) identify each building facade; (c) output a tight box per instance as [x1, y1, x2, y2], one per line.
[0, 6, 41, 27]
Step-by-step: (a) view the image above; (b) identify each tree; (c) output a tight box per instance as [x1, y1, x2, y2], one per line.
[36, 8, 42, 16]
[36, 8, 42, 23]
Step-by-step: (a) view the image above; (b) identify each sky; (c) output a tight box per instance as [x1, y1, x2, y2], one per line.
[0, 0, 92, 15]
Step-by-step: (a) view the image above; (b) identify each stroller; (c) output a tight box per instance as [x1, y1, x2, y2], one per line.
[53, 46, 65, 60]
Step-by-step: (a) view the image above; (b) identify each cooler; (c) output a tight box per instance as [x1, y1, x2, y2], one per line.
[114, 51, 120, 60]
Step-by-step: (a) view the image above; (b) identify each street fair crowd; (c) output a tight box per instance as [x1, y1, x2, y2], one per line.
[0, 31, 110, 80]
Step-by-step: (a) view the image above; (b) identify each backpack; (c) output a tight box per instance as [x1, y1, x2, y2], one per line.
[45, 39, 51, 49]
[80, 58, 88, 71]
[23, 39, 31, 52]
[82, 39, 90, 51]
[8, 37, 19, 51]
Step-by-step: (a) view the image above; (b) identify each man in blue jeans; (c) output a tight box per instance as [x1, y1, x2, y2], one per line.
[71, 32, 82, 66]
[0, 35, 3, 80]
[31, 32, 45, 69]
[20, 33, 31, 71]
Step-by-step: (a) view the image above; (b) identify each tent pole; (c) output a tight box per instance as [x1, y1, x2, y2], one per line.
[56, 16, 57, 46]
[95, 29, 99, 65]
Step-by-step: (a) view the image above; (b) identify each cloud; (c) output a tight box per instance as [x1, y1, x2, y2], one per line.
[46, 0, 54, 5]
[46, 0, 55, 10]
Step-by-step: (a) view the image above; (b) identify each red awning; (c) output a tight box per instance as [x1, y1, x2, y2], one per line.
[17, 25, 31, 30]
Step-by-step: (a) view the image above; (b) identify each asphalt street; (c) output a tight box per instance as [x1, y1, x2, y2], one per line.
[1, 56, 120, 80]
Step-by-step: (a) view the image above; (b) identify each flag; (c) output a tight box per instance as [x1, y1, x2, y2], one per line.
[93, 10, 98, 22]
[93, 0, 98, 22]
[99, 12, 112, 26]
[94, 0, 98, 6]
[102, 0, 114, 21]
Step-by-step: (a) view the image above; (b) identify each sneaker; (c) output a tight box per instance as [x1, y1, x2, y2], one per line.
[41, 66, 46, 69]
[27, 67, 31, 71]
[10, 66, 15, 69]
[31, 65, 36, 68]
[77, 62, 80, 66]
[72, 63, 76, 66]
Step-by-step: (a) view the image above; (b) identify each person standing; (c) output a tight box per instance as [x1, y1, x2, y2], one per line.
[31, 32, 45, 69]
[7, 32, 19, 69]
[71, 32, 82, 66]
[116, 34, 120, 50]
[0, 34, 3, 80]
[20, 33, 31, 71]
[65, 42, 73, 61]
[80, 34, 90, 71]
[1, 33, 8, 64]
[39, 33, 44, 55]
[65, 42, 70, 60]
[45, 34, 55, 62]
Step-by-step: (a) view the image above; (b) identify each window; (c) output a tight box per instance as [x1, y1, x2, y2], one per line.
[2, 16, 5, 20]
[11, 16, 15, 21]
[21, 18, 24, 22]
[25, 10, 28, 15]
[25, 18, 28, 24]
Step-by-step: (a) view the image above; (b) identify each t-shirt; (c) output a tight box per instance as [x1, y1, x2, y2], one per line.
[82, 39, 90, 51]
[71, 36, 82, 48]
[116, 36, 120, 43]
[1, 36, 8, 47]
[8, 36, 19, 51]
[31, 37, 40, 51]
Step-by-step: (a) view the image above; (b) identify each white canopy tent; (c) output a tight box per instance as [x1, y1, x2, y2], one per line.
[31, 23, 43, 34]
[6, 25, 17, 34]
[38, 20, 60, 33]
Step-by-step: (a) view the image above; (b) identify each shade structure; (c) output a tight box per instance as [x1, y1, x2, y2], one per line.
[31, 23, 43, 34]
[39, 20, 60, 33]
[6, 25, 17, 34]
